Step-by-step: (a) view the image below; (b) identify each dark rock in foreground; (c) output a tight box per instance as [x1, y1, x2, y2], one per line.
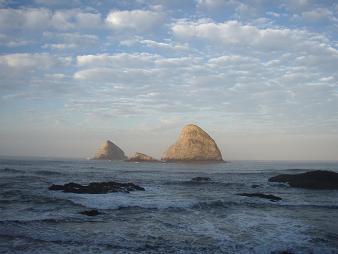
[237, 192, 282, 202]
[191, 177, 211, 182]
[80, 209, 100, 216]
[268, 170, 338, 190]
[49, 181, 145, 194]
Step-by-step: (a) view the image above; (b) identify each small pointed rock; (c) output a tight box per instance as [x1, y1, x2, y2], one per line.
[92, 140, 127, 160]
[161, 124, 223, 162]
[127, 152, 159, 162]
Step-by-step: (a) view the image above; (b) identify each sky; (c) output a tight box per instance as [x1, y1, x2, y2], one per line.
[0, 0, 338, 160]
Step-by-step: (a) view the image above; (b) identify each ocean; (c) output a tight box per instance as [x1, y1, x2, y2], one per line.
[0, 158, 337, 254]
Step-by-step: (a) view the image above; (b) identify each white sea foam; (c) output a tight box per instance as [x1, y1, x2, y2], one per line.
[1, 159, 338, 254]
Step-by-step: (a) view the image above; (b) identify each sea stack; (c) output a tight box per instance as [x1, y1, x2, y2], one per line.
[127, 152, 159, 162]
[161, 124, 223, 162]
[92, 140, 127, 160]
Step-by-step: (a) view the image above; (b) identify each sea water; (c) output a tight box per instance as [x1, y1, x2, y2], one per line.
[0, 158, 337, 254]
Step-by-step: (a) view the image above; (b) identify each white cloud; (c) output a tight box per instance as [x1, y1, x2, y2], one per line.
[43, 43, 77, 49]
[51, 9, 102, 30]
[208, 55, 258, 64]
[74, 53, 204, 84]
[119, 37, 189, 51]
[0, 53, 71, 69]
[283, 0, 312, 12]
[266, 11, 281, 18]
[301, 8, 337, 23]
[0, 8, 102, 31]
[0, 53, 72, 91]
[0, 34, 31, 47]
[0, 8, 51, 30]
[196, 0, 239, 11]
[105, 9, 164, 31]
[171, 19, 333, 52]
[76, 53, 158, 67]
[139, 39, 189, 51]
[45, 73, 66, 79]
[42, 32, 100, 50]
[196, 0, 266, 20]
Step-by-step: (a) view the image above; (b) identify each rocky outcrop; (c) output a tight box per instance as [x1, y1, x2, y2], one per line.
[127, 152, 159, 162]
[80, 210, 100, 216]
[49, 181, 145, 194]
[269, 170, 338, 190]
[191, 177, 211, 182]
[161, 124, 223, 162]
[237, 193, 282, 202]
[92, 140, 127, 160]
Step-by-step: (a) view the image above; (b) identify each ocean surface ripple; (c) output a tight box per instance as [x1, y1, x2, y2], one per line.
[0, 158, 337, 254]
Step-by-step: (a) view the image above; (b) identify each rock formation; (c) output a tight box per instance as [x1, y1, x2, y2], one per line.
[269, 170, 338, 190]
[237, 193, 282, 202]
[92, 140, 127, 160]
[161, 124, 223, 162]
[80, 210, 100, 216]
[49, 181, 145, 194]
[191, 177, 211, 182]
[127, 152, 159, 162]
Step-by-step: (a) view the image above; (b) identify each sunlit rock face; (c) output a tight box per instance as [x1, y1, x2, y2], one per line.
[161, 124, 223, 162]
[127, 152, 159, 162]
[92, 140, 127, 160]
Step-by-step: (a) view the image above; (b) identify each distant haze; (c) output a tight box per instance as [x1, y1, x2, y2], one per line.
[1, 126, 337, 161]
[0, 1, 337, 160]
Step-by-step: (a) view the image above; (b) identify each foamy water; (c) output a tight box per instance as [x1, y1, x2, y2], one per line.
[0, 158, 337, 253]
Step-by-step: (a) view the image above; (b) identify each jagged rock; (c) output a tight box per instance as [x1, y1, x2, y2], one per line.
[269, 170, 338, 189]
[191, 177, 211, 182]
[80, 210, 100, 216]
[161, 124, 223, 162]
[237, 192, 282, 202]
[127, 152, 159, 162]
[49, 181, 145, 194]
[92, 140, 127, 160]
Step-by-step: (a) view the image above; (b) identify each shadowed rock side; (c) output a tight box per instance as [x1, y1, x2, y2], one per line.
[49, 181, 145, 194]
[92, 140, 127, 160]
[269, 170, 338, 189]
[127, 152, 159, 162]
[161, 124, 223, 162]
[80, 210, 100, 216]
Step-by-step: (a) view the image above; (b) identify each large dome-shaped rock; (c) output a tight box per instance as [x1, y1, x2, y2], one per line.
[92, 140, 127, 160]
[161, 124, 223, 162]
[127, 152, 159, 162]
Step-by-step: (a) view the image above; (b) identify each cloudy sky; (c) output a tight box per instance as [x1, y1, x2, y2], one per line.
[0, 0, 337, 160]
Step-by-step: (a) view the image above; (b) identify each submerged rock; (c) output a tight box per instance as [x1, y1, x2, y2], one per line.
[49, 181, 145, 194]
[80, 209, 100, 216]
[161, 124, 223, 162]
[191, 177, 211, 182]
[127, 152, 159, 162]
[92, 140, 127, 160]
[271, 251, 294, 254]
[268, 170, 338, 190]
[237, 192, 282, 202]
